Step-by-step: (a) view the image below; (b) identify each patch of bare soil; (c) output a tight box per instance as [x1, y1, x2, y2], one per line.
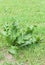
[0, 60, 4, 64]
[0, 49, 16, 64]
[4, 52, 16, 62]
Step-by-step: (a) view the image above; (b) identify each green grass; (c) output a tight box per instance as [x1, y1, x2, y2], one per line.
[0, 0, 45, 65]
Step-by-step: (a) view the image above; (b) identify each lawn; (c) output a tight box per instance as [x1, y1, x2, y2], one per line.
[0, 0, 45, 65]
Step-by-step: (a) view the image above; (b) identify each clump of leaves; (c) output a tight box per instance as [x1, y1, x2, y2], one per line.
[2, 22, 41, 53]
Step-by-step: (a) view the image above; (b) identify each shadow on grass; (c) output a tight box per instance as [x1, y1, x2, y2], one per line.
[14, 43, 40, 59]
[19, 43, 40, 51]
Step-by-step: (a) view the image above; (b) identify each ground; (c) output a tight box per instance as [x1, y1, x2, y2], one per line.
[0, 0, 45, 65]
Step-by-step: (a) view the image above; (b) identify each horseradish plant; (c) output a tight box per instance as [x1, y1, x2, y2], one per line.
[3, 22, 41, 48]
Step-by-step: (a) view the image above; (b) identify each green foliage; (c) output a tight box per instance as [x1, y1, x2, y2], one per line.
[8, 46, 18, 55]
[2, 22, 41, 49]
